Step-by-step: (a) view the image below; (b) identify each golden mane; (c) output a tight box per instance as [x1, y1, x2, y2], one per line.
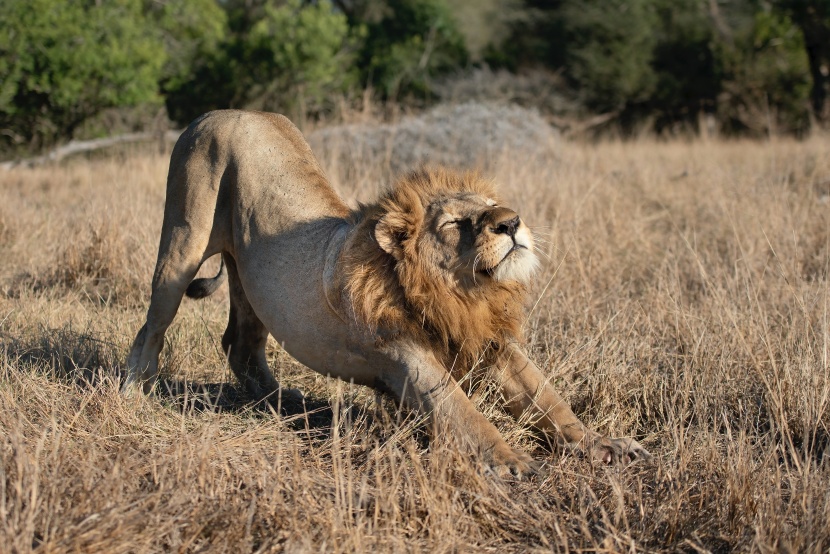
[342, 168, 527, 373]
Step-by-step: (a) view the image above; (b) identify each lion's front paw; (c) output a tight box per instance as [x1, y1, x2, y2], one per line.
[484, 444, 542, 479]
[590, 436, 652, 465]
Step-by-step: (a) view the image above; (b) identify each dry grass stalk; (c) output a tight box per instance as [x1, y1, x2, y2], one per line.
[1, 127, 829, 552]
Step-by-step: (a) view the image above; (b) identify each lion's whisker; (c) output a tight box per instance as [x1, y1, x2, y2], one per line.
[472, 253, 483, 284]
[534, 250, 552, 262]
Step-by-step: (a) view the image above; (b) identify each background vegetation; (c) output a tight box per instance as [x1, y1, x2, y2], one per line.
[2, 0, 829, 156]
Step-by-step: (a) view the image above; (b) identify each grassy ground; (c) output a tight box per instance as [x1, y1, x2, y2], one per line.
[1, 132, 829, 552]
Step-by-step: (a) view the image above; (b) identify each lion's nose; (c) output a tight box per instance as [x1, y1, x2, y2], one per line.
[494, 215, 520, 237]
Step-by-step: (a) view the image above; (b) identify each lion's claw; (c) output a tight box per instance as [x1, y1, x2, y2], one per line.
[591, 436, 652, 465]
[485, 445, 541, 479]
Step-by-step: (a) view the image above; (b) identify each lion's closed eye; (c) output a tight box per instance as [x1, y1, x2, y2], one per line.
[437, 214, 468, 231]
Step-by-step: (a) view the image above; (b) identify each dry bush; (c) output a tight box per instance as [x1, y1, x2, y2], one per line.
[308, 102, 559, 200]
[1, 128, 829, 552]
[432, 67, 580, 119]
[10, 222, 146, 307]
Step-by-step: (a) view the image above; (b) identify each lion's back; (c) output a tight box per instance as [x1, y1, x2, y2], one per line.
[167, 110, 349, 228]
[175, 110, 320, 174]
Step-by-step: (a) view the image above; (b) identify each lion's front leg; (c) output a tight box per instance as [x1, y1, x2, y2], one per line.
[489, 342, 651, 464]
[374, 341, 541, 478]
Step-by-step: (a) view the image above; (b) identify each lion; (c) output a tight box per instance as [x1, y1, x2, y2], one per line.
[123, 110, 650, 476]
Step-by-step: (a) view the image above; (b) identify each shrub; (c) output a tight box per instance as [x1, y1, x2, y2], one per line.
[717, 9, 811, 135]
[553, 0, 659, 114]
[355, 0, 468, 100]
[0, 0, 165, 152]
[163, 0, 358, 126]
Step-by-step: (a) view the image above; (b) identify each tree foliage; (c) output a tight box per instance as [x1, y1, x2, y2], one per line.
[162, 0, 358, 126]
[0, 0, 827, 155]
[145, 0, 228, 95]
[344, 0, 468, 100]
[649, 0, 722, 127]
[717, 8, 811, 134]
[558, 0, 659, 113]
[498, 0, 817, 135]
[772, 0, 830, 123]
[0, 0, 165, 151]
[241, 0, 358, 113]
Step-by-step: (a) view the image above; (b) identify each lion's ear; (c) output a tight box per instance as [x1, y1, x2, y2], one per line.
[375, 214, 407, 260]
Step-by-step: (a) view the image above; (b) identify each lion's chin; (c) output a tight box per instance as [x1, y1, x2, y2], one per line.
[487, 247, 539, 285]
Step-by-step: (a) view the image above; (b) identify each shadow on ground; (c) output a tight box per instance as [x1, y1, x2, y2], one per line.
[154, 378, 342, 433]
[0, 324, 362, 435]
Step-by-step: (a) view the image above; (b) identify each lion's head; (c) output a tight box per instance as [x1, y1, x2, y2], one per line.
[344, 168, 539, 370]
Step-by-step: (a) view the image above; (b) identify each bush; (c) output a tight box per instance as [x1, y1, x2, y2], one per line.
[147, 0, 229, 123]
[649, 0, 722, 131]
[308, 102, 558, 179]
[0, 0, 165, 152]
[559, 0, 658, 113]
[355, 0, 468, 100]
[164, 0, 357, 126]
[243, 0, 359, 113]
[717, 9, 811, 135]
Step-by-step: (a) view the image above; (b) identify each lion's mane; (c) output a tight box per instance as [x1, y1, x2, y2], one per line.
[342, 168, 527, 372]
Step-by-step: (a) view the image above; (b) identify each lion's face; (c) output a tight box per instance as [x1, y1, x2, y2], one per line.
[419, 192, 539, 288]
[373, 170, 539, 294]
[350, 169, 536, 362]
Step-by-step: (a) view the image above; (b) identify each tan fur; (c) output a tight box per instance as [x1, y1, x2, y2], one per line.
[125, 110, 650, 477]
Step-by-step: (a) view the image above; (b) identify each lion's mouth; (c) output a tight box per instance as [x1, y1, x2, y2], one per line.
[476, 244, 527, 276]
[498, 243, 527, 264]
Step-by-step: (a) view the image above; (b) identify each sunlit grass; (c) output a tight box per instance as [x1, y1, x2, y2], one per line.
[1, 128, 829, 552]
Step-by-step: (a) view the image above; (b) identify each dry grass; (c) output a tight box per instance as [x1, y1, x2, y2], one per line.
[1, 128, 829, 552]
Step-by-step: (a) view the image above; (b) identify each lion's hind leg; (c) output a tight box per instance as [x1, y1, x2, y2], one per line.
[123, 226, 210, 395]
[221, 253, 285, 402]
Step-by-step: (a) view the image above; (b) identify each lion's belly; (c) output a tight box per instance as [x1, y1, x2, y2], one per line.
[263, 317, 379, 387]
[233, 222, 379, 384]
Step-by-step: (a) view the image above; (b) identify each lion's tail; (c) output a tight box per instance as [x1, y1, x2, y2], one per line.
[185, 257, 227, 299]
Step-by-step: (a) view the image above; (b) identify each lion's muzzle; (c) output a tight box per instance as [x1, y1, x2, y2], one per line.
[475, 207, 539, 284]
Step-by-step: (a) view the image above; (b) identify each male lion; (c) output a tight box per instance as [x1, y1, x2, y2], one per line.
[124, 110, 650, 476]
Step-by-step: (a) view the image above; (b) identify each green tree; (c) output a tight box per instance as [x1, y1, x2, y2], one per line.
[163, 0, 358, 126]
[715, 6, 811, 134]
[445, 0, 526, 62]
[242, 0, 359, 113]
[649, 0, 722, 130]
[343, 0, 468, 100]
[499, 0, 658, 115]
[558, 0, 659, 114]
[772, 0, 830, 124]
[143, 0, 229, 126]
[145, 0, 228, 97]
[0, 0, 165, 151]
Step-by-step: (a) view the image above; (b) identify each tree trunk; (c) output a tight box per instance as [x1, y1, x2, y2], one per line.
[804, 39, 828, 125]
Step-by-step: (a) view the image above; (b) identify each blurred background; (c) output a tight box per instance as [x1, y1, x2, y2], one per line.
[1, 0, 828, 159]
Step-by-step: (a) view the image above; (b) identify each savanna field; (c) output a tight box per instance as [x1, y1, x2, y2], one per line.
[1, 117, 829, 552]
